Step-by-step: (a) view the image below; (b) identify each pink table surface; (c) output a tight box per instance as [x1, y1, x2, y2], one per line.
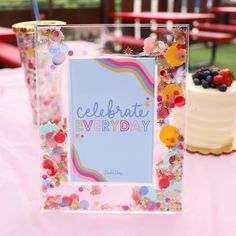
[0, 67, 236, 236]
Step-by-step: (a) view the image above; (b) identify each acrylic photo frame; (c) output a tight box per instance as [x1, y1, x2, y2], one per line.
[36, 24, 188, 213]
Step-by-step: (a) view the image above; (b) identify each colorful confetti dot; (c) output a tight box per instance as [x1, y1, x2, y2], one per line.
[174, 96, 185, 107]
[49, 45, 60, 55]
[143, 37, 156, 54]
[54, 131, 66, 143]
[139, 186, 149, 196]
[157, 95, 162, 102]
[159, 176, 170, 189]
[132, 192, 141, 202]
[50, 64, 56, 70]
[157, 107, 169, 119]
[68, 50, 74, 56]
[60, 44, 69, 53]
[52, 52, 66, 65]
[42, 174, 47, 179]
[160, 125, 179, 146]
[162, 84, 183, 102]
[80, 200, 89, 210]
[78, 187, 84, 192]
[165, 44, 186, 67]
[122, 205, 129, 211]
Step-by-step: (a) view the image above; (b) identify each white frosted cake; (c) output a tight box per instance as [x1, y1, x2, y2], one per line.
[174, 67, 236, 154]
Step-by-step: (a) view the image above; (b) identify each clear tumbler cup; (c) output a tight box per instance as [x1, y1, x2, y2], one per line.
[12, 20, 65, 124]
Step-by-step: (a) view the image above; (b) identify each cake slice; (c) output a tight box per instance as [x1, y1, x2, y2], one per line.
[174, 67, 236, 155]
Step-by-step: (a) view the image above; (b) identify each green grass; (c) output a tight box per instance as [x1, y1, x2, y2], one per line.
[0, 0, 100, 9]
[190, 42, 236, 75]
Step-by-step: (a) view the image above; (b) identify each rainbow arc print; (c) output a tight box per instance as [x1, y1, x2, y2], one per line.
[71, 144, 108, 182]
[69, 57, 155, 183]
[96, 58, 154, 97]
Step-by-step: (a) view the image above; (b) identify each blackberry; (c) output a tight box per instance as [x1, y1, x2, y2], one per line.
[203, 70, 211, 79]
[206, 75, 212, 84]
[210, 70, 219, 76]
[218, 83, 227, 92]
[201, 79, 209, 88]
[193, 78, 201, 85]
[194, 71, 204, 79]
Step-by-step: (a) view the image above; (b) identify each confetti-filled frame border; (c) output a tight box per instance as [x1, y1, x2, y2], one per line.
[36, 24, 188, 213]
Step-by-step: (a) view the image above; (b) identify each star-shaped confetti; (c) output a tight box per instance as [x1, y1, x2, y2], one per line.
[158, 119, 165, 125]
[144, 101, 150, 107]
[123, 46, 133, 55]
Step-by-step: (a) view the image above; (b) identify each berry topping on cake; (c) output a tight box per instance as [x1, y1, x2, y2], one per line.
[218, 83, 227, 92]
[202, 79, 210, 88]
[193, 78, 201, 85]
[213, 74, 224, 85]
[219, 69, 234, 87]
[192, 67, 234, 92]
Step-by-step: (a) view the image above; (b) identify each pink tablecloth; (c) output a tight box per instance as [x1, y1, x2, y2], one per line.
[0, 68, 236, 236]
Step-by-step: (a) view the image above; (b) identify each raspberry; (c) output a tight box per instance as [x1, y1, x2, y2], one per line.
[223, 76, 233, 87]
[219, 69, 233, 87]
[213, 75, 224, 85]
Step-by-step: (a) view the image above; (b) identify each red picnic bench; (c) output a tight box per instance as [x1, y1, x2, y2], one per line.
[197, 23, 236, 34]
[195, 6, 236, 36]
[192, 6, 236, 68]
[0, 42, 21, 68]
[0, 27, 21, 68]
[107, 0, 235, 68]
[189, 30, 233, 68]
[108, 29, 233, 70]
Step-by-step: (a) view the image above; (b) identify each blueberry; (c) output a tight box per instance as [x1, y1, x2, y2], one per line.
[201, 67, 208, 71]
[218, 83, 227, 92]
[193, 78, 201, 85]
[206, 75, 212, 84]
[201, 79, 209, 88]
[210, 70, 219, 76]
[203, 70, 211, 79]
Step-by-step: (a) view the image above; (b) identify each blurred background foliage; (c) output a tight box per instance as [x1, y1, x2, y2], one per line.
[0, 0, 101, 9]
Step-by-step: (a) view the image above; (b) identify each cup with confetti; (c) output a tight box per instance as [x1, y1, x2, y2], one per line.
[12, 20, 65, 124]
